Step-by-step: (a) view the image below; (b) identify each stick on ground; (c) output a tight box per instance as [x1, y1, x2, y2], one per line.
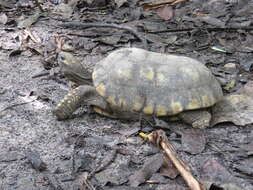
[59, 21, 149, 50]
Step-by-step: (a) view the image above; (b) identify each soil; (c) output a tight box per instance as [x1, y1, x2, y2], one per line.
[0, 0, 253, 189]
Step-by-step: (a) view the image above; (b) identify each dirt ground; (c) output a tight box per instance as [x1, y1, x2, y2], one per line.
[0, 0, 253, 189]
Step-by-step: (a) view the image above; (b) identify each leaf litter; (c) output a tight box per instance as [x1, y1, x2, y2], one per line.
[212, 81, 253, 126]
[1, 0, 253, 190]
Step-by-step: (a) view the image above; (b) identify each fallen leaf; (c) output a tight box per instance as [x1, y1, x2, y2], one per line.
[220, 183, 247, 190]
[95, 167, 129, 186]
[201, 159, 245, 190]
[117, 122, 140, 137]
[17, 12, 42, 28]
[201, 159, 231, 182]
[114, 0, 128, 8]
[157, 183, 186, 190]
[82, 0, 107, 7]
[0, 13, 8, 24]
[95, 34, 122, 45]
[211, 94, 253, 126]
[237, 81, 253, 97]
[157, 5, 174, 20]
[54, 0, 78, 18]
[129, 153, 163, 187]
[240, 54, 253, 71]
[94, 157, 131, 186]
[199, 16, 226, 27]
[240, 142, 253, 156]
[154, 118, 170, 129]
[142, 0, 187, 11]
[25, 150, 47, 171]
[0, 0, 15, 8]
[181, 129, 206, 154]
[234, 158, 253, 176]
[159, 153, 179, 178]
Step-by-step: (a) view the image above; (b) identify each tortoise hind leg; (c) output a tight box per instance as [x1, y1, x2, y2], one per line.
[178, 110, 211, 128]
[52, 85, 109, 120]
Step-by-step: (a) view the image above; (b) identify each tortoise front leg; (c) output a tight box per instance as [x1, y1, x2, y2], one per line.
[178, 110, 211, 128]
[52, 85, 109, 120]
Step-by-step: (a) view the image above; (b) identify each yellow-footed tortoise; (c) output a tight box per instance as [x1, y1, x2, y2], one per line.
[53, 48, 223, 128]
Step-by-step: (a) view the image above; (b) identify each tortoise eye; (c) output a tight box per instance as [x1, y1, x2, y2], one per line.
[58, 53, 66, 63]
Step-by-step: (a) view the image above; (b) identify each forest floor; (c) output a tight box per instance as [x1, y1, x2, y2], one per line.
[0, 0, 253, 189]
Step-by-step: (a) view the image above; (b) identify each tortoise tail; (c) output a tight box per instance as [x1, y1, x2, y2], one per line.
[52, 86, 85, 120]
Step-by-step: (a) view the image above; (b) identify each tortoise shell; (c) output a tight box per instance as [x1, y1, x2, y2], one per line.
[92, 48, 223, 116]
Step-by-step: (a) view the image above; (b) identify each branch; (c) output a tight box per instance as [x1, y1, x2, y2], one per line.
[59, 21, 149, 50]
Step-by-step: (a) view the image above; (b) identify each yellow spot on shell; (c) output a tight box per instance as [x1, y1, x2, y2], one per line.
[117, 69, 132, 78]
[107, 96, 117, 106]
[157, 73, 165, 83]
[201, 95, 211, 107]
[118, 99, 127, 109]
[143, 104, 154, 115]
[156, 105, 167, 116]
[140, 67, 154, 80]
[171, 101, 183, 114]
[180, 67, 199, 81]
[63, 60, 69, 65]
[187, 99, 201, 109]
[67, 100, 72, 104]
[96, 83, 106, 97]
[93, 107, 111, 117]
[133, 101, 143, 112]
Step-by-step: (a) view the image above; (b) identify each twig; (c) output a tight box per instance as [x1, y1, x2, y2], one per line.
[148, 26, 253, 34]
[32, 71, 50, 78]
[161, 140, 204, 190]
[140, 130, 206, 190]
[59, 21, 149, 50]
[0, 101, 35, 113]
[142, 0, 188, 10]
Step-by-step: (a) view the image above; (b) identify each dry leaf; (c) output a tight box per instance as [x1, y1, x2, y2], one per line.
[201, 159, 232, 183]
[17, 12, 41, 28]
[181, 129, 206, 154]
[211, 81, 253, 126]
[129, 154, 163, 187]
[142, 0, 188, 11]
[211, 95, 253, 126]
[160, 153, 179, 178]
[157, 5, 174, 20]
[54, 0, 78, 18]
[0, 13, 8, 24]
[114, 0, 128, 8]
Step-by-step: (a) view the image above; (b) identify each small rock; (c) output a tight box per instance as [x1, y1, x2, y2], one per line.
[223, 63, 237, 73]
[224, 63, 237, 69]
[25, 150, 47, 171]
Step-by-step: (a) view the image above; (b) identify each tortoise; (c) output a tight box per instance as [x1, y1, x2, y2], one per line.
[53, 47, 223, 128]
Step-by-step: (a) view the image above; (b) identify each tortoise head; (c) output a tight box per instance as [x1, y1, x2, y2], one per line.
[57, 51, 92, 85]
